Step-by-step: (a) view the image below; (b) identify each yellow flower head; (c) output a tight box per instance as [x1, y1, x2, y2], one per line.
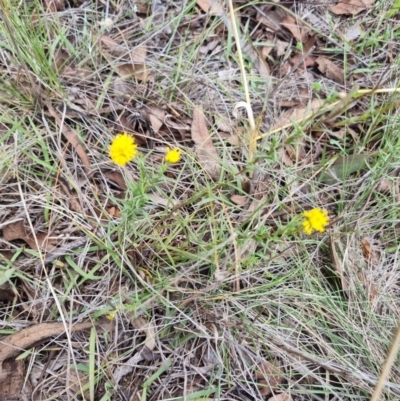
[109, 133, 138, 167]
[165, 147, 181, 164]
[302, 208, 329, 235]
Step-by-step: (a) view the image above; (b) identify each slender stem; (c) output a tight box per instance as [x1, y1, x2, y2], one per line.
[370, 323, 400, 401]
[227, 0, 256, 158]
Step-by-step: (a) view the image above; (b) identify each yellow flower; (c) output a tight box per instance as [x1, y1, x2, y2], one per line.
[302, 208, 329, 235]
[109, 133, 138, 167]
[165, 147, 181, 164]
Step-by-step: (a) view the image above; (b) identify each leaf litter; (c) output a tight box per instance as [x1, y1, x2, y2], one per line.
[0, 0, 398, 399]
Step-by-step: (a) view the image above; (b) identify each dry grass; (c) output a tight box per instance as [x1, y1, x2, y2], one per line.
[1, 0, 400, 400]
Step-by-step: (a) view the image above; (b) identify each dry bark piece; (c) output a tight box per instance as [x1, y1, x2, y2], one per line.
[191, 106, 221, 180]
[0, 321, 94, 382]
[47, 103, 91, 174]
[329, 0, 374, 15]
[316, 56, 344, 84]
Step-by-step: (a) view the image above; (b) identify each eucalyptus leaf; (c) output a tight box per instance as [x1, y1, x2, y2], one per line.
[318, 154, 374, 184]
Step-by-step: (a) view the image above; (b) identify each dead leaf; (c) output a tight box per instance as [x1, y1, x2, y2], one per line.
[53, 47, 69, 72]
[345, 24, 363, 41]
[130, 45, 147, 64]
[275, 40, 290, 57]
[329, 233, 350, 295]
[132, 317, 156, 351]
[281, 15, 310, 43]
[255, 360, 284, 390]
[45, 0, 64, 12]
[230, 194, 247, 206]
[329, 0, 374, 15]
[145, 105, 165, 134]
[290, 53, 317, 68]
[361, 237, 381, 266]
[107, 206, 122, 218]
[115, 63, 148, 82]
[100, 35, 125, 55]
[316, 57, 344, 84]
[61, 66, 94, 83]
[272, 98, 324, 130]
[196, 0, 224, 16]
[377, 178, 392, 194]
[113, 316, 156, 384]
[0, 321, 93, 383]
[58, 177, 82, 213]
[218, 132, 241, 146]
[2, 220, 46, 250]
[267, 393, 292, 401]
[69, 369, 90, 399]
[104, 171, 127, 190]
[47, 103, 91, 173]
[0, 359, 25, 398]
[191, 106, 221, 180]
[3, 220, 27, 242]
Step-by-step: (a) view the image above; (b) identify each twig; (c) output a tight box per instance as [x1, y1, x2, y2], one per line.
[370, 323, 400, 401]
[227, 0, 256, 159]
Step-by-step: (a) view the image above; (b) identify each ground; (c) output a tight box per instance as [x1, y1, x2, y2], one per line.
[1, 0, 400, 400]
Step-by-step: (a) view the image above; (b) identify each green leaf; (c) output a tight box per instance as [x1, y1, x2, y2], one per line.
[0, 266, 15, 286]
[318, 154, 373, 184]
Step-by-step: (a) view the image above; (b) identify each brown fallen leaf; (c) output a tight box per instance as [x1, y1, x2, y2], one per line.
[281, 15, 310, 43]
[45, 0, 64, 12]
[272, 98, 324, 130]
[316, 56, 344, 84]
[361, 237, 381, 266]
[100, 35, 127, 57]
[104, 171, 127, 191]
[130, 44, 147, 64]
[115, 63, 148, 82]
[255, 360, 284, 391]
[2, 220, 52, 250]
[267, 393, 292, 401]
[230, 194, 247, 206]
[57, 176, 82, 213]
[144, 105, 165, 135]
[47, 103, 91, 174]
[2, 220, 27, 242]
[191, 106, 221, 180]
[329, 0, 374, 15]
[0, 321, 93, 382]
[196, 0, 224, 16]
[113, 316, 156, 384]
[0, 359, 25, 399]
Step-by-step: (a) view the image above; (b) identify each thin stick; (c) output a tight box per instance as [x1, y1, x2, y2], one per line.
[370, 323, 400, 401]
[227, 0, 256, 158]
